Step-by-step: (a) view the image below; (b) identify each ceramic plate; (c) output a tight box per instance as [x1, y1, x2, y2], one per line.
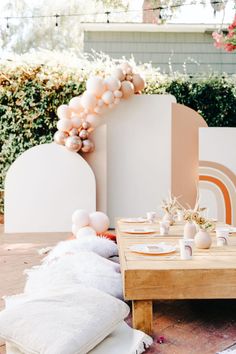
[120, 217, 147, 223]
[122, 228, 156, 234]
[129, 243, 176, 255]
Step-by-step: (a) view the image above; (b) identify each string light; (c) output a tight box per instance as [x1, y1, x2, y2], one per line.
[0, 1, 231, 26]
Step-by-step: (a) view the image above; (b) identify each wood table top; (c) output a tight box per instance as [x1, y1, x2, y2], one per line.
[116, 220, 236, 300]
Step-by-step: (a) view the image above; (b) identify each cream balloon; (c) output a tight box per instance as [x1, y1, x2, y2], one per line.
[114, 97, 120, 105]
[65, 136, 82, 152]
[132, 73, 145, 93]
[112, 68, 125, 81]
[120, 62, 132, 73]
[80, 91, 97, 111]
[71, 116, 82, 129]
[82, 121, 91, 130]
[54, 131, 68, 145]
[69, 97, 83, 113]
[72, 223, 80, 235]
[102, 90, 114, 105]
[72, 209, 90, 228]
[81, 139, 94, 153]
[86, 114, 100, 130]
[76, 226, 97, 238]
[104, 77, 121, 92]
[94, 106, 103, 115]
[89, 211, 109, 233]
[57, 105, 72, 120]
[86, 76, 106, 97]
[120, 81, 134, 99]
[57, 118, 73, 132]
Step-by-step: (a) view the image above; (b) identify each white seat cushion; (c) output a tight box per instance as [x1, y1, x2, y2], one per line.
[0, 287, 130, 354]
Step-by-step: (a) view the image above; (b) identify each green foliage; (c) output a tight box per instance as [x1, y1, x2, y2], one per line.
[1, 62, 236, 213]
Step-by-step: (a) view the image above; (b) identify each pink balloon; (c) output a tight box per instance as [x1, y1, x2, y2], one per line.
[57, 105, 72, 119]
[57, 118, 73, 132]
[86, 114, 100, 129]
[86, 76, 106, 97]
[120, 81, 134, 99]
[89, 211, 109, 233]
[80, 91, 97, 111]
[104, 77, 121, 91]
[114, 90, 123, 98]
[132, 74, 145, 93]
[69, 97, 83, 113]
[71, 116, 82, 129]
[102, 90, 114, 105]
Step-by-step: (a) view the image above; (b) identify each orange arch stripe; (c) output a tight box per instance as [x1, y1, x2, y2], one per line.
[199, 175, 232, 225]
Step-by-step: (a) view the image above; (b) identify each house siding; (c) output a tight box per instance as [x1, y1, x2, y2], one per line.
[84, 31, 236, 74]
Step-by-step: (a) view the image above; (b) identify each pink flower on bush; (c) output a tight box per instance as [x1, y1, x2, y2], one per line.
[213, 14, 236, 52]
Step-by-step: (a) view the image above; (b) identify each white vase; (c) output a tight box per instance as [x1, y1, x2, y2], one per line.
[162, 212, 174, 226]
[195, 229, 212, 249]
[184, 221, 197, 239]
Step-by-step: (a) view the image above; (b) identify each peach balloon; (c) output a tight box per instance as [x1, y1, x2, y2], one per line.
[114, 90, 123, 98]
[120, 81, 134, 99]
[104, 77, 121, 92]
[54, 131, 68, 145]
[79, 129, 89, 140]
[76, 226, 97, 238]
[86, 114, 100, 129]
[57, 118, 73, 132]
[102, 90, 114, 105]
[89, 211, 109, 233]
[57, 104, 72, 120]
[132, 73, 145, 93]
[120, 62, 132, 73]
[69, 128, 79, 136]
[71, 116, 82, 129]
[114, 97, 120, 105]
[98, 99, 104, 107]
[80, 91, 97, 111]
[72, 209, 90, 227]
[69, 97, 83, 113]
[86, 76, 105, 97]
[65, 136, 82, 152]
[112, 68, 125, 81]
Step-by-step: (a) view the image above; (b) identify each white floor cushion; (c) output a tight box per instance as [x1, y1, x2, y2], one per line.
[0, 287, 130, 354]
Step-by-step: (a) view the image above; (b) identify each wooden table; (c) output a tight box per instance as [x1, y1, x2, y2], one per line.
[116, 220, 236, 335]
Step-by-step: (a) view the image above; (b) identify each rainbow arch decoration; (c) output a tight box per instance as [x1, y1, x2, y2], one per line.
[199, 128, 236, 226]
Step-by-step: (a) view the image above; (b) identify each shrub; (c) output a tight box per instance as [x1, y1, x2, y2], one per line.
[0, 57, 236, 213]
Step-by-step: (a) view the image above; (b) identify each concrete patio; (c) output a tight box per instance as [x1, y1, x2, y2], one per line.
[0, 224, 236, 354]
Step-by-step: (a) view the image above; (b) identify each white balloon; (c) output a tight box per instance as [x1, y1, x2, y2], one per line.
[57, 118, 73, 132]
[80, 91, 97, 110]
[102, 90, 114, 105]
[72, 209, 90, 228]
[71, 115, 82, 129]
[104, 77, 121, 92]
[76, 226, 97, 238]
[57, 105, 72, 120]
[112, 68, 125, 81]
[89, 211, 109, 233]
[72, 223, 80, 235]
[69, 97, 83, 113]
[86, 76, 105, 97]
[86, 114, 100, 129]
[114, 90, 123, 98]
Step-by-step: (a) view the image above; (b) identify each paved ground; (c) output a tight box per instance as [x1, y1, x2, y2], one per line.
[0, 224, 236, 354]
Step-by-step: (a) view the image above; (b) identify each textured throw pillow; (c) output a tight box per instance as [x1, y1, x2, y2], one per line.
[0, 287, 130, 354]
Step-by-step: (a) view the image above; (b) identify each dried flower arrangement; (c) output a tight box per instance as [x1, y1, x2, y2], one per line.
[161, 193, 180, 216]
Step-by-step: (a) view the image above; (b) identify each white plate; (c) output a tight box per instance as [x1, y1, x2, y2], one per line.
[120, 218, 147, 223]
[129, 243, 176, 255]
[122, 228, 156, 234]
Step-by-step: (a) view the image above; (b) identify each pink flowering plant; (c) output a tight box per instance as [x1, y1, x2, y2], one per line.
[212, 15, 236, 52]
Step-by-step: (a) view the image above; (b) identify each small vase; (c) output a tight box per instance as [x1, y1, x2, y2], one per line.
[162, 212, 174, 226]
[195, 229, 212, 249]
[184, 221, 197, 239]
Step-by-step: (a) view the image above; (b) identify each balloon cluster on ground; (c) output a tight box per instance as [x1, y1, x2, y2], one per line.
[54, 62, 145, 153]
[72, 209, 110, 238]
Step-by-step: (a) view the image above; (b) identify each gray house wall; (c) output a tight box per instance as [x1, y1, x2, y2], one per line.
[84, 31, 236, 74]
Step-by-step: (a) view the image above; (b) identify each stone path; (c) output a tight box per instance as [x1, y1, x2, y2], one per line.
[0, 225, 236, 354]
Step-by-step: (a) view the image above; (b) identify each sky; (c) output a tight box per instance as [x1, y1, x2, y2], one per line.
[129, 0, 235, 24]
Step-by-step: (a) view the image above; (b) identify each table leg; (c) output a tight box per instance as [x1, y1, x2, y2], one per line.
[132, 300, 153, 335]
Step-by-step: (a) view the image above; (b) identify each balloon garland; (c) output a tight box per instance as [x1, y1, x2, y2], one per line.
[54, 62, 145, 153]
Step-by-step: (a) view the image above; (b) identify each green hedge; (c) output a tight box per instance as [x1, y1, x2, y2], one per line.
[1, 62, 236, 213]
